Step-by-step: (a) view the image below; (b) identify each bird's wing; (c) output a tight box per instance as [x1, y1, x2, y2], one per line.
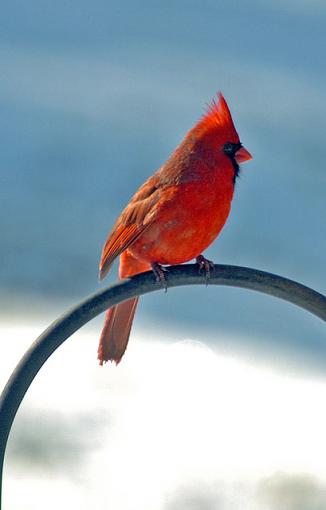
[99, 177, 160, 280]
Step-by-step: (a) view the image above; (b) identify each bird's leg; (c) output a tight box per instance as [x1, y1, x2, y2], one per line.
[196, 254, 215, 285]
[151, 262, 168, 292]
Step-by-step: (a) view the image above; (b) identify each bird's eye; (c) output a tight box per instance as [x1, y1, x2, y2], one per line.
[223, 142, 242, 156]
[223, 142, 235, 155]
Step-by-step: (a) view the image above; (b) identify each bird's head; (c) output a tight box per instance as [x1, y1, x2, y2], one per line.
[193, 92, 252, 169]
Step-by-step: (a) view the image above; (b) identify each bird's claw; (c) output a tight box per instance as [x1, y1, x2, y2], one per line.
[151, 262, 168, 292]
[196, 254, 215, 285]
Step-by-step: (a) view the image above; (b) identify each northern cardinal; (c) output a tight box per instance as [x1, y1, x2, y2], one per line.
[98, 93, 252, 364]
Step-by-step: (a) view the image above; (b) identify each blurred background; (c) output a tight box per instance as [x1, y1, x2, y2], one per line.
[1, 1, 325, 509]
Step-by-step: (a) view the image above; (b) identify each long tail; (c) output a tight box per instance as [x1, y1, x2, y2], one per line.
[97, 297, 139, 365]
[97, 249, 151, 365]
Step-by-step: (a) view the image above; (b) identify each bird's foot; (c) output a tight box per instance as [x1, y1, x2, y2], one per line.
[196, 254, 215, 285]
[151, 262, 168, 292]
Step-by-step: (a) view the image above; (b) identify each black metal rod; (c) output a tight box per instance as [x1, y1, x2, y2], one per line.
[0, 264, 325, 508]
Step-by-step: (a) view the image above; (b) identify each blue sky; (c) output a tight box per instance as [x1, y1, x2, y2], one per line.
[0, 1, 325, 368]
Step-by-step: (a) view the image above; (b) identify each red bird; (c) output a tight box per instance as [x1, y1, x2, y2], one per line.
[98, 93, 252, 365]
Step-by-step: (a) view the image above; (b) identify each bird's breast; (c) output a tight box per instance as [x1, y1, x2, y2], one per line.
[129, 177, 234, 265]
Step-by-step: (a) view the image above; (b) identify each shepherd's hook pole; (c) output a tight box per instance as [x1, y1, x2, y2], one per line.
[0, 264, 325, 508]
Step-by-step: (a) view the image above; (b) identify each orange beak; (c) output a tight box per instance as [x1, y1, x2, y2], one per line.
[235, 146, 252, 164]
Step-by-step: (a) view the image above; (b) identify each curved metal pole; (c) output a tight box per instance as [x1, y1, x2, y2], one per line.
[0, 264, 325, 507]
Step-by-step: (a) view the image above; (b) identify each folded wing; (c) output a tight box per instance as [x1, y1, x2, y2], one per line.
[99, 177, 161, 280]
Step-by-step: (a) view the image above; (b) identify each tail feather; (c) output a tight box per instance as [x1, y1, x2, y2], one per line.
[97, 297, 139, 365]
